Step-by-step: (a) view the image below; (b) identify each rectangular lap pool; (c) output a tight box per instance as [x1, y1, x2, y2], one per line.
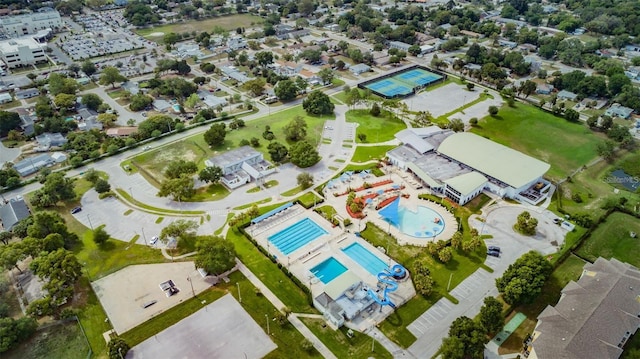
[311, 257, 348, 284]
[341, 242, 388, 276]
[267, 218, 328, 255]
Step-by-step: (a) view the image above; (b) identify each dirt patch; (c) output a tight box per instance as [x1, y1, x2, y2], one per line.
[148, 32, 165, 37]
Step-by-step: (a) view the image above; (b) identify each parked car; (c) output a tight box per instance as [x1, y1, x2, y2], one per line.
[150, 236, 159, 245]
[487, 250, 500, 258]
[488, 246, 501, 253]
[71, 206, 82, 214]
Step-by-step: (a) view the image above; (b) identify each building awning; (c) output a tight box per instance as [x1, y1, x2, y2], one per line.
[250, 202, 293, 224]
[324, 271, 360, 300]
[407, 162, 442, 188]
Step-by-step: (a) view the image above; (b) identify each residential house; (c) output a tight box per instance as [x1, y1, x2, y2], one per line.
[524, 56, 541, 72]
[106, 127, 138, 137]
[605, 103, 634, 119]
[625, 44, 640, 52]
[349, 63, 371, 76]
[220, 66, 252, 84]
[204, 146, 275, 189]
[0, 198, 30, 232]
[528, 257, 640, 359]
[388, 41, 412, 52]
[12, 153, 54, 176]
[227, 37, 247, 51]
[271, 61, 303, 77]
[498, 39, 518, 49]
[153, 99, 172, 112]
[557, 90, 578, 101]
[0, 92, 11, 103]
[35, 132, 67, 147]
[14, 88, 39, 99]
[535, 84, 554, 95]
[459, 30, 483, 39]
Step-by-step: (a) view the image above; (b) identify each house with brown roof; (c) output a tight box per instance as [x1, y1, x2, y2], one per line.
[106, 127, 137, 137]
[528, 257, 640, 359]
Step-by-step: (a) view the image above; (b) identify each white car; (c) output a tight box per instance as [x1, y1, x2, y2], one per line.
[150, 236, 159, 245]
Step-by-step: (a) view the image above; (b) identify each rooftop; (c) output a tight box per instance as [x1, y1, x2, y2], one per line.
[207, 146, 262, 169]
[444, 172, 488, 196]
[0, 198, 30, 231]
[438, 132, 550, 189]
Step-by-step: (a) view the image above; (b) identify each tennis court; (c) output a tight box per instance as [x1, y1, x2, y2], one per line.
[363, 67, 444, 98]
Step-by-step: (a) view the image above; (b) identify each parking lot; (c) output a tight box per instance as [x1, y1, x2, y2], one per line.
[92, 262, 216, 334]
[405, 83, 481, 117]
[127, 294, 277, 359]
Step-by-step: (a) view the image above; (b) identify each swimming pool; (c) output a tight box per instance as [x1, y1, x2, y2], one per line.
[396, 206, 445, 238]
[172, 104, 181, 112]
[342, 242, 388, 276]
[311, 257, 347, 284]
[268, 218, 328, 255]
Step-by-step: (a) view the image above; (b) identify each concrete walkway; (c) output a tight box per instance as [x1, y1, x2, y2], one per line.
[0, 140, 20, 164]
[366, 327, 415, 358]
[237, 261, 338, 359]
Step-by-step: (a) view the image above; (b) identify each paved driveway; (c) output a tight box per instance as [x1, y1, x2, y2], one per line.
[407, 203, 567, 358]
[0, 141, 20, 164]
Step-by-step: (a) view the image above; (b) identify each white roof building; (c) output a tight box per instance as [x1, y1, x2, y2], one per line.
[0, 9, 62, 37]
[0, 37, 47, 68]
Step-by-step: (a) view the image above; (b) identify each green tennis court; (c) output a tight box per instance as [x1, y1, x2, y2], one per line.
[363, 67, 444, 98]
[491, 312, 527, 346]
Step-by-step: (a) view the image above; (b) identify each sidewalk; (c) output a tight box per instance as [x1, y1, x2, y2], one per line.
[236, 261, 338, 359]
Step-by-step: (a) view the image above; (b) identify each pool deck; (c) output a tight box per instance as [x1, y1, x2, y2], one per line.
[246, 204, 416, 331]
[322, 170, 457, 247]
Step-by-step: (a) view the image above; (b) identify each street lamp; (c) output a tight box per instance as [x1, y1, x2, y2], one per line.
[87, 214, 93, 230]
[187, 276, 195, 297]
[265, 314, 270, 335]
[237, 282, 241, 303]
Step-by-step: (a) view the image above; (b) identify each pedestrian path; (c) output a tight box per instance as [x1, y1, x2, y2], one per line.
[237, 261, 337, 359]
[366, 327, 415, 358]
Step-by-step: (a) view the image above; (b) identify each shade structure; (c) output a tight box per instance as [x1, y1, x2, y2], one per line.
[379, 197, 400, 226]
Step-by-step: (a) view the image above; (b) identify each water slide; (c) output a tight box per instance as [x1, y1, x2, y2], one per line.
[367, 264, 406, 308]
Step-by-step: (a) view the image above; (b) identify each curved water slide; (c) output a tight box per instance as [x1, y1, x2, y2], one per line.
[367, 264, 406, 308]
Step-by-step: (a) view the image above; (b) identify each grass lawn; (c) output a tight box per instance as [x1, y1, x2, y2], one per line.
[189, 183, 231, 202]
[548, 151, 640, 220]
[361, 222, 488, 347]
[132, 106, 333, 178]
[0, 100, 20, 110]
[300, 318, 392, 359]
[233, 197, 273, 210]
[346, 109, 406, 144]
[576, 212, 640, 267]
[281, 185, 303, 197]
[135, 14, 263, 40]
[471, 103, 604, 180]
[114, 188, 205, 215]
[351, 145, 396, 163]
[4, 320, 90, 359]
[227, 226, 314, 313]
[297, 191, 321, 208]
[498, 254, 586, 354]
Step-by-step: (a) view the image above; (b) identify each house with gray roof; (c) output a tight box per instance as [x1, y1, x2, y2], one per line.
[529, 257, 640, 359]
[349, 63, 371, 76]
[35, 132, 67, 148]
[12, 153, 54, 176]
[557, 90, 578, 101]
[15, 88, 39, 100]
[0, 198, 30, 232]
[204, 146, 275, 189]
[604, 103, 634, 119]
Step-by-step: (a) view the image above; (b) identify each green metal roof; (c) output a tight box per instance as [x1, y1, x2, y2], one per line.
[438, 133, 550, 189]
[444, 172, 488, 196]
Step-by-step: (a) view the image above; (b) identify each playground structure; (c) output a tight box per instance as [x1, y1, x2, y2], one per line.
[367, 264, 407, 308]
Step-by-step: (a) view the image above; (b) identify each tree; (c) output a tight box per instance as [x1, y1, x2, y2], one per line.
[596, 140, 616, 162]
[52, 93, 76, 110]
[94, 178, 111, 193]
[199, 166, 222, 184]
[448, 118, 464, 132]
[488, 105, 499, 116]
[30, 249, 81, 306]
[438, 247, 453, 263]
[163, 32, 179, 48]
[564, 108, 579, 122]
[81, 93, 103, 111]
[519, 80, 537, 97]
[184, 93, 199, 109]
[160, 219, 198, 245]
[97, 113, 118, 128]
[108, 337, 130, 359]
[243, 78, 266, 97]
[93, 227, 110, 245]
[0, 111, 21, 137]
[289, 141, 320, 168]
[439, 336, 465, 359]
[255, 51, 274, 67]
[158, 176, 195, 201]
[479, 297, 504, 334]
[446, 316, 487, 359]
[514, 211, 538, 235]
[99, 67, 127, 88]
[318, 68, 334, 85]
[466, 83, 475, 91]
[297, 172, 314, 189]
[129, 93, 154, 112]
[274, 79, 299, 101]
[284, 116, 308, 142]
[48, 73, 78, 95]
[302, 90, 334, 115]
[608, 73, 631, 96]
[165, 159, 198, 179]
[194, 236, 236, 275]
[268, 141, 288, 163]
[81, 60, 97, 76]
[0, 317, 38, 353]
[496, 251, 552, 306]
[204, 123, 226, 147]
[370, 103, 381, 117]
[31, 173, 76, 208]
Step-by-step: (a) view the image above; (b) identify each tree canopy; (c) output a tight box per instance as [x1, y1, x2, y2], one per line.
[194, 236, 236, 275]
[284, 116, 307, 142]
[495, 251, 552, 306]
[289, 141, 320, 168]
[204, 123, 226, 148]
[302, 90, 335, 115]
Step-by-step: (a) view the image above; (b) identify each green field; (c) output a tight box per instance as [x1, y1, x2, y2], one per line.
[4, 320, 90, 359]
[131, 106, 333, 181]
[351, 145, 395, 163]
[471, 104, 604, 180]
[135, 14, 263, 41]
[301, 318, 392, 359]
[346, 109, 406, 143]
[576, 212, 640, 267]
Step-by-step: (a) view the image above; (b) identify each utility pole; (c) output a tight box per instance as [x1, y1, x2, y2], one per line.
[187, 276, 195, 297]
[237, 282, 241, 303]
[265, 314, 270, 335]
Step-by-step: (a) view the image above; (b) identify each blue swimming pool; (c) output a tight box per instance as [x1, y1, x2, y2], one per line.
[342, 242, 388, 276]
[311, 257, 347, 284]
[397, 206, 445, 238]
[268, 218, 328, 255]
